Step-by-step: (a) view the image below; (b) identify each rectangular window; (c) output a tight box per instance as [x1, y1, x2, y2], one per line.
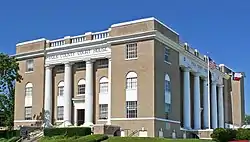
[25, 107, 32, 120]
[26, 59, 34, 72]
[78, 84, 85, 94]
[126, 78, 137, 89]
[57, 106, 64, 120]
[25, 87, 32, 96]
[126, 43, 137, 59]
[100, 82, 108, 93]
[126, 101, 137, 118]
[96, 59, 108, 68]
[99, 104, 108, 120]
[164, 48, 170, 62]
[58, 87, 64, 96]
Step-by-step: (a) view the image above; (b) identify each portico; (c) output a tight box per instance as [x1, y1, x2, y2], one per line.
[43, 44, 112, 127]
[180, 54, 225, 130]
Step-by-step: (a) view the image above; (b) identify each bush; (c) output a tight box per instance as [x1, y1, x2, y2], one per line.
[0, 130, 20, 139]
[211, 128, 250, 141]
[43, 127, 91, 137]
[236, 128, 250, 140]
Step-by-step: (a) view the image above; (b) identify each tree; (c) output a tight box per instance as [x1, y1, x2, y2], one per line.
[244, 114, 250, 125]
[0, 53, 22, 129]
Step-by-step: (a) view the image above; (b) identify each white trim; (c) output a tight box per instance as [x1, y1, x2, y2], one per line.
[16, 38, 46, 46]
[14, 120, 42, 123]
[78, 79, 86, 85]
[25, 83, 33, 88]
[126, 72, 137, 78]
[111, 117, 180, 124]
[110, 17, 179, 35]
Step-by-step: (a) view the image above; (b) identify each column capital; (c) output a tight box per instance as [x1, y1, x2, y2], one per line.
[211, 81, 217, 85]
[64, 62, 74, 67]
[45, 64, 54, 69]
[85, 59, 95, 64]
[183, 67, 191, 72]
[193, 72, 201, 77]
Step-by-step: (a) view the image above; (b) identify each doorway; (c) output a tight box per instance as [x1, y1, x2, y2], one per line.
[77, 109, 85, 126]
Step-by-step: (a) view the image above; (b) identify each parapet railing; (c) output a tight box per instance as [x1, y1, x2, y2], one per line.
[48, 29, 110, 48]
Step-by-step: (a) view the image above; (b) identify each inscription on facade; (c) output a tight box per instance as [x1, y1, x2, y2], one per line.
[46, 47, 108, 60]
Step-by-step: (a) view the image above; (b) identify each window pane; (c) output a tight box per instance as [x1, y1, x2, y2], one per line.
[126, 77, 137, 89]
[57, 106, 64, 120]
[25, 87, 32, 96]
[126, 43, 138, 59]
[25, 107, 32, 120]
[100, 82, 108, 93]
[26, 60, 34, 72]
[58, 87, 64, 96]
[126, 101, 137, 118]
[78, 84, 85, 94]
[99, 104, 108, 119]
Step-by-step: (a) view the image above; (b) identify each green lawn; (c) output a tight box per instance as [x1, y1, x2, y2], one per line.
[105, 137, 213, 142]
[39, 134, 213, 142]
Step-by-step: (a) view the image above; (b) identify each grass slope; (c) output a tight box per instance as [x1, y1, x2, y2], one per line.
[105, 137, 213, 142]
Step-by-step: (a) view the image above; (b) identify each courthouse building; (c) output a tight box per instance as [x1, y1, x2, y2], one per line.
[13, 17, 245, 137]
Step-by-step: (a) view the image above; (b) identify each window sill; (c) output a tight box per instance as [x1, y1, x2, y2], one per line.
[25, 71, 34, 74]
[125, 58, 138, 61]
[97, 119, 107, 121]
[55, 120, 64, 123]
[126, 88, 137, 91]
[164, 61, 171, 65]
[77, 94, 85, 97]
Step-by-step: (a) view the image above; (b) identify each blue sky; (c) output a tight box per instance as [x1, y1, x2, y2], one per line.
[0, 1, 249, 113]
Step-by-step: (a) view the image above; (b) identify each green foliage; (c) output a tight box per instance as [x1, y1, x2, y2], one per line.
[0, 130, 20, 139]
[0, 53, 22, 129]
[244, 115, 250, 125]
[236, 128, 250, 140]
[75, 134, 108, 142]
[211, 128, 250, 141]
[43, 127, 91, 137]
[39, 134, 108, 142]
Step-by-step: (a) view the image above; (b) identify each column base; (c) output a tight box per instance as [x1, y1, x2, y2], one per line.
[42, 122, 53, 128]
[57, 121, 73, 127]
[82, 122, 94, 127]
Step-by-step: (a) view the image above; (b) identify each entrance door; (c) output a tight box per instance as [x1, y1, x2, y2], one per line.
[77, 109, 85, 126]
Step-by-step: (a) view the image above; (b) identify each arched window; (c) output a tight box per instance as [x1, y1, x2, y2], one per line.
[126, 72, 137, 89]
[58, 81, 64, 96]
[25, 83, 33, 96]
[99, 77, 108, 93]
[78, 79, 85, 95]
[165, 74, 171, 119]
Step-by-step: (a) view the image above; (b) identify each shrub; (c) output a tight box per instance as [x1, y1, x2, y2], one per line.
[236, 128, 250, 140]
[0, 130, 20, 139]
[211, 128, 234, 142]
[43, 127, 91, 137]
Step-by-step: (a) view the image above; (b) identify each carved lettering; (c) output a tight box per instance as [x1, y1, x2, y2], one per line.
[46, 47, 108, 60]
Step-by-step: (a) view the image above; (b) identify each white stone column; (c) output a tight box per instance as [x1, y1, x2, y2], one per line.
[203, 79, 209, 129]
[44, 65, 53, 127]
[211, 82, 218, 129]
[183, 67, 191, 129]
[218, 85, 224, 128]
[107, 58, 112, 125]
[84, 60, 94, 126]
[74, 107, 77, 126]
[64, 62, 73, 126]
[194, 73, 201, 129]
